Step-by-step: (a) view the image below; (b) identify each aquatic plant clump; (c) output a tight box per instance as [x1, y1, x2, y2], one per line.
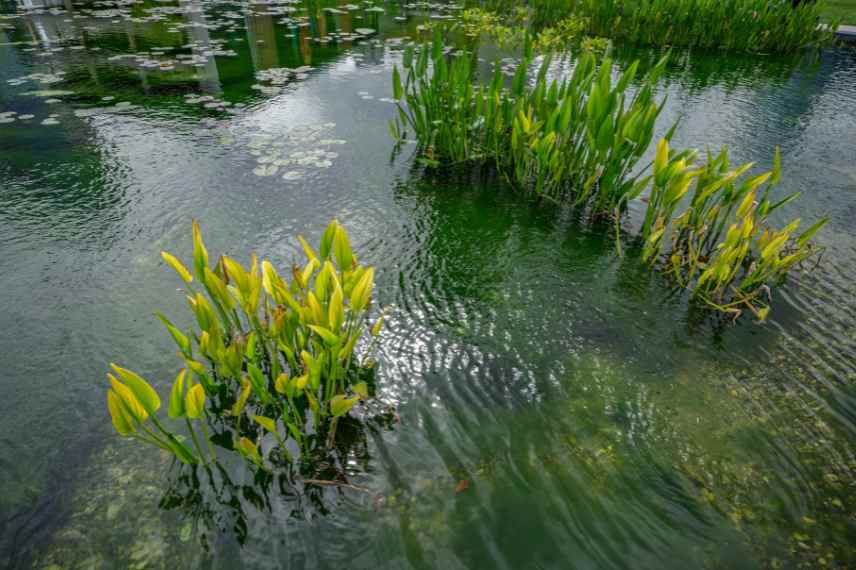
[638, 141, 828, 319]
[390, 39, 827, 319]
[572, 0, 839, 52]
[534, 16, 610, 53]
[105, 220, 384, 470]
[454, 7, 526, 47]
[391, 34, 672, 214]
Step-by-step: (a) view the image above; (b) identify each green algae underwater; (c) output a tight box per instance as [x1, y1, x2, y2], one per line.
[1, 0, 856, 568]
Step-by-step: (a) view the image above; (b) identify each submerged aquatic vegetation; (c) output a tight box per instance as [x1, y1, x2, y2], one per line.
[637, 141, 828, 319]
[392, 33, 671, 214]
[106, 219, 384, 470]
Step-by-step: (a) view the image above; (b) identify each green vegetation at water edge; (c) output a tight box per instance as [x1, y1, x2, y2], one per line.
[573, 0, 839, 51]
[390, 36, 826, 319]
[469, 0, 838, 52]
[819, 0, 856, 24]
[448, 7, 610, 53]
[106, 219, 385, 471]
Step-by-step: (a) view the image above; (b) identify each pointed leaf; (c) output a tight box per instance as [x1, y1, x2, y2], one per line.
[352, 381, 369, 400]
[168, 369, 187, 418]
[274, 373, 289, 395]
[349, 267, 375, 313]
[156, 313, 192, 358]
[231, 378, 252, 417]
[309, 325, 339, 346]
[238, 436, 262, 465]
[192, 219, 209, 282]
[333, 226, 354, 270]
[253, 415, 277, 434]
[330, 395, 358, 418]
[161, 251, 193, 283]
[107, 389, 136, 435]
[185, 383, 206, 419]
[110, 364, 161, 416]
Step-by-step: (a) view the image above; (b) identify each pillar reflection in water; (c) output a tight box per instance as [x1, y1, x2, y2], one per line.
[246, 8, 280, 71]
[180, 0, 222, 95]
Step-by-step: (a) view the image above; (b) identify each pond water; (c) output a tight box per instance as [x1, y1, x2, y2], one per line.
[1, 0, 856, 568]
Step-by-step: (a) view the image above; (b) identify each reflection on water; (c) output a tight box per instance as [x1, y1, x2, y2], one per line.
[1, 0, 856, 568]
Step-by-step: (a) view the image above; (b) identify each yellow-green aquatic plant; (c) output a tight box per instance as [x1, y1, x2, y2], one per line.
[106, 219, 383, 468]
[390, 37, 826, 319]
[455, 7, 525, 47]
[533, 16, 608, 53]
[637, 140, 828, 319]
[392, 34, 672, 214]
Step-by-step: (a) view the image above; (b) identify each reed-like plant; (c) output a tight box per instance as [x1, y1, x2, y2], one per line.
[465, 0, 837, 52]
[106, 219, 384, 469]
[572, 0, 838, 52]
[637, 140, 828, 319]
[392, 33, 672, 215]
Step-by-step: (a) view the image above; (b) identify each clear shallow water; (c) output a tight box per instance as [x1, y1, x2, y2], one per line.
[1, 0, 856, 568]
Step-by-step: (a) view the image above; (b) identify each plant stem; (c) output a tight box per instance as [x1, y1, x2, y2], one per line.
[185, 419, 208, 466]
[199, 416, 218, 463]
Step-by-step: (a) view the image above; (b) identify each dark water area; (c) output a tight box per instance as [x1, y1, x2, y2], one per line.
[1, 0, 855, 568]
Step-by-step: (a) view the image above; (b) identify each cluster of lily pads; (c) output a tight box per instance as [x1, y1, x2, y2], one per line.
[311, 27, 379, 45]
[106, 219, 384, 471]
[183, 93, 243, 114]
[251, 65, 311, 95]
[6, 71, 66, 88]
[106, 43, 238, 73]
[243, 124, 346, 181]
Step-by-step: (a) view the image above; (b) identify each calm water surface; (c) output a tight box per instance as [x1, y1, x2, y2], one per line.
[1, 0, 855, 568]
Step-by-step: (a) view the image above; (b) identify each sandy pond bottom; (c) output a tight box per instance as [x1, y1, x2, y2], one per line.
[1, 1, 856, 568]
